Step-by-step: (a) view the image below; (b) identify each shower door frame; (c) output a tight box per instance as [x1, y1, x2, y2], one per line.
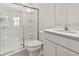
[13, 3, 39, 48]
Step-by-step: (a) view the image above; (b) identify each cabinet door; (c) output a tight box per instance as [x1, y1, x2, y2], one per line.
[57, 45, 79, 56]
[43, 39, 56, 56]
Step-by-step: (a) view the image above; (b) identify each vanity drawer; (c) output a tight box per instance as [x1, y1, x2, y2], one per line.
[58, 37, 79, 54]
[44, 32, 61, 44]
[44, 32, 79, 54]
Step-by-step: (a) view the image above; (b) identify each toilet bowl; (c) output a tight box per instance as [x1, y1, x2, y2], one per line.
[26, 40, 43, 56]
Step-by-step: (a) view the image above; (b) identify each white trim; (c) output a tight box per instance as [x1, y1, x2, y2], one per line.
[3, 48, 26, 56]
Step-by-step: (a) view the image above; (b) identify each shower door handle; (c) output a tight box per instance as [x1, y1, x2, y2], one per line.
[21, 43, 23, 46]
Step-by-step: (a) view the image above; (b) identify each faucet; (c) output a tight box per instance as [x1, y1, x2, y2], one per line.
[64, 26, 68, 31]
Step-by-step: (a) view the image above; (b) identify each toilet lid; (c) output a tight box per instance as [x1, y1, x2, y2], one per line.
[27, 40, 42, 47]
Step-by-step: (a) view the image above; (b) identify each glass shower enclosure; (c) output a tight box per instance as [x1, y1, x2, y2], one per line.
[0, 3, 39, 56]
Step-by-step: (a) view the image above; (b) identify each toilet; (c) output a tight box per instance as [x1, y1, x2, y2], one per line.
[26, 40, 43, 56]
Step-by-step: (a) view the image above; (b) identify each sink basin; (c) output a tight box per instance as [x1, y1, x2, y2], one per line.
[54, 30, 77, 34]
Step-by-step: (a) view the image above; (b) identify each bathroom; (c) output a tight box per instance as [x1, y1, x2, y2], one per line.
[0, 3, 79, 56]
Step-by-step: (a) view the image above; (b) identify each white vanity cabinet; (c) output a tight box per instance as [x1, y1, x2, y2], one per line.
[57, 45, 79, 56]
[42, 32, 79, 56]
[43, 39, 56, 56]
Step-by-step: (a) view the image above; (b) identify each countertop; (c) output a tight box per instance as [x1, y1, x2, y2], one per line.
[44, 28, 79, 41]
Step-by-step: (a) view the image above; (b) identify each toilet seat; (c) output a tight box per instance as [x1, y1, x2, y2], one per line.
[26, 40, 43, 47]
[26, 40, 43, 56]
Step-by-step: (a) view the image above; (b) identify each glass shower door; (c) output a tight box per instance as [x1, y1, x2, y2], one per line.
[0, 4, 23, 55]
[23, 7, 38, 46]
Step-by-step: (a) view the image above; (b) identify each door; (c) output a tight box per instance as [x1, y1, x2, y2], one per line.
[23, 7, 38, 46]
[0, 4, 23, 55]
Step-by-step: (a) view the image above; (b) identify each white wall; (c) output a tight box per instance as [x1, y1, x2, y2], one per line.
[68, 4, 79, 26]
[38, 4, 55, 30]
[55, 3, 68, 27]
[55, 3, 79, 30]
[68, 4, 79, 30]
[27, 3, 79, 30]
